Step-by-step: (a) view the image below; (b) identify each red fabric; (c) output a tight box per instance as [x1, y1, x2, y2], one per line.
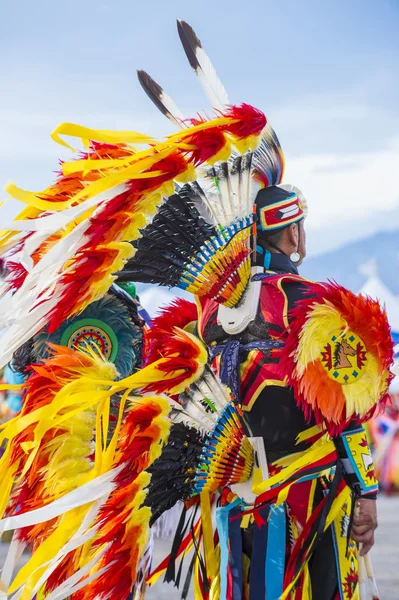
[198, 273, 307, 410]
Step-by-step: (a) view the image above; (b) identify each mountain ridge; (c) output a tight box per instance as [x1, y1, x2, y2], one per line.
[302, 229, 399, 294]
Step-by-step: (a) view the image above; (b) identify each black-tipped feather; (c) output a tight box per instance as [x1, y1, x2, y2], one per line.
[137, 70, 184, 127]
[177, 20, 202, 72]
[123, 194, 216, 287]
[145, 422, 205, 524]
[177, 20, 229, 109]
[252, 126, 285, 186]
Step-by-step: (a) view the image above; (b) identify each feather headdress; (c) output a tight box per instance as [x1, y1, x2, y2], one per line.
[121, 20, 287, 306]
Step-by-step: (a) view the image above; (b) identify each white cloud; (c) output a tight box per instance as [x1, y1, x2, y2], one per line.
[284, 137, 399, 253]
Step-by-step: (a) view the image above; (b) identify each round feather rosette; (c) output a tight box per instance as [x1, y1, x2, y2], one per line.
[281, 282, 394, 436]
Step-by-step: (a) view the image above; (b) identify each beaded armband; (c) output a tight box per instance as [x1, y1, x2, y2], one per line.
[339, 427, 378, 496]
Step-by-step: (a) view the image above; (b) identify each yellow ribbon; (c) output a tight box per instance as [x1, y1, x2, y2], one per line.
[51, 122, 155, 151]
[253, 439, 335, 496]
[200, 492, 217, 581]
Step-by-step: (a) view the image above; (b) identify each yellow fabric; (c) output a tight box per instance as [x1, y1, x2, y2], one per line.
[209, 544, 221, 600]
[302, 564, 312, 600]
[307, 479, 317, 522]
[200, 492, 217, 581]
[194, 549, 204, 600]
[331, 496, 360, 600]
[253, 438, 335, 496]
[296, 425, 322, 445]
[342, 429, 379, 491]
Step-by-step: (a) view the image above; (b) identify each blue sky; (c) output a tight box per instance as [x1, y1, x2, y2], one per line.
[1, 0, 398, 254]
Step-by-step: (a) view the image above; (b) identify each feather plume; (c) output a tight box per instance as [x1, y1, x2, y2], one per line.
[33, 289, 144, 379]
[0, 142, 190, 368]
[175, 182, 214, 224]
[0, 345, 177, 599]
[125, 193, 215, 286]
[253, 124, 285, 188]
[71, 395, 171, 600]
[0, 105, 267, 364]
[145, 422, 205, 523]
[144, 298, 198, 366]
[137, 70, 185, 127]
[200, 151, 254, 224]
[124, 192, 252, 306]
[177, 20, 229, 109]
[0, 345, 122, 597]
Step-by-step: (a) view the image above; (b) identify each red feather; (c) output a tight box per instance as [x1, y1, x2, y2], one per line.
[144, 298, 198, 366]
[220, 103, 267, 139]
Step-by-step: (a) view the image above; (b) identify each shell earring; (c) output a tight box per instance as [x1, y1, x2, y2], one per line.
[290, 251, 301, 263]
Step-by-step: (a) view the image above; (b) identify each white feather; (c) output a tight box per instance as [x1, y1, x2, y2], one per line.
[0, 184, 129, 368]
[177, 20, 229, 111]
[194, 45, 229, 110]
[159, 89, 186, 128]
[195, 154, 254, 227]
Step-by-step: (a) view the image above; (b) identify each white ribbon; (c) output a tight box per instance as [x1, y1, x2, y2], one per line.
[0, 465, 122, 533]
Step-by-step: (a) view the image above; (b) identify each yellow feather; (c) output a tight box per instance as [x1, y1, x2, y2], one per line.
[296, 304, 344, 376]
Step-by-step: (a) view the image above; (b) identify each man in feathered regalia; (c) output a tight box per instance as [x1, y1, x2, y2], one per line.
[0, 20, 393, 600]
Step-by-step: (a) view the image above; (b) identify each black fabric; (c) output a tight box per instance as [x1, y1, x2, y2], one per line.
[309, 527, 338, 600]
[308, 527, 339, 600]
[243, 386, 315, 461]
[255, 251, 299, 275]
[243, 255, 315, 458]
[308, 482, 340, 600]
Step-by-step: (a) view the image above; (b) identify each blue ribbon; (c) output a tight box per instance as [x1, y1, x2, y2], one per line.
[265, 504, 286, 599]
[216, 498, 243, 600]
